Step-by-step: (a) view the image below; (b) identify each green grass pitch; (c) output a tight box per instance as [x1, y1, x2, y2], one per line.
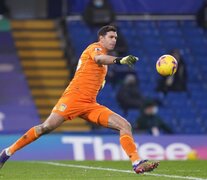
[0, 160, 207, 180]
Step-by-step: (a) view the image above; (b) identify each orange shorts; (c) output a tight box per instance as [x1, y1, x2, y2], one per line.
[52, 95, 114, 127]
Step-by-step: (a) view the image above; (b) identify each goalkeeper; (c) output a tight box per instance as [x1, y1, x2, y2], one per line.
[0, 25, 159, 174]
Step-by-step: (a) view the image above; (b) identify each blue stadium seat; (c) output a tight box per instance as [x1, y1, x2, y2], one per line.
[181, 27, 204, 37]
[135, 20, 156, 29]
[157, 20, 178, 28]
[180, 20, 197, 28]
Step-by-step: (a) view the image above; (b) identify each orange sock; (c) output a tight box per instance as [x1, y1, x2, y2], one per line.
[120, 134, 140, 163]
[9, 127, 39, 155]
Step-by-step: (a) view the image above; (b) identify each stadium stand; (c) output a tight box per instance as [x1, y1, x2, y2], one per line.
[0, 18, 40, 133]
[66, 18, 207, 134]
[1, 0, 206, 134]
[11, 19, 90, 132]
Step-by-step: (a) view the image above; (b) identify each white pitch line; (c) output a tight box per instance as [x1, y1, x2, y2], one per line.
[32, 161, 207, 180]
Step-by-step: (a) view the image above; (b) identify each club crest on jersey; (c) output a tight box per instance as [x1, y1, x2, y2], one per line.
[95, 47, 102, 52]
[58, 103, 67, 112]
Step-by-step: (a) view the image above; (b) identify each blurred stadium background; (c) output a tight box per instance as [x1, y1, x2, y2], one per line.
[0, 0, 207, 161]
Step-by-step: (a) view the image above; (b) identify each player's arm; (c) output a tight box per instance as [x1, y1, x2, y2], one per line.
[94, 54, 116, 65]
[94, 54, 139, 67]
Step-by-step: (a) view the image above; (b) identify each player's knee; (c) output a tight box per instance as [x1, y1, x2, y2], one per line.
[122, 120, 132, 133]
[42, 123, 54, 135]
[36, 123, 53, 136]
[126, 121, 132, 132]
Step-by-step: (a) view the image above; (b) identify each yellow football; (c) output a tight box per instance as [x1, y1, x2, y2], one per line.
[156, 54, 178, 76]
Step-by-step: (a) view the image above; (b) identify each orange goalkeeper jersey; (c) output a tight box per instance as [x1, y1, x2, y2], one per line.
[62, 42, 108, 102]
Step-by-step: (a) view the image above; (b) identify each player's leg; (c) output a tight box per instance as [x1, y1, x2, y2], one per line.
[107, 113, 159, 174]
[81, 103, 159, 174]
[107, 113, 139, 161]
[0, 112, 65, 169]
[82, 105, 140, 163]
[84, 108, 141, 164]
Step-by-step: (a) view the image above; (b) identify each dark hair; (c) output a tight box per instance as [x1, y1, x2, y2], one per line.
[97, 25, 117, 38]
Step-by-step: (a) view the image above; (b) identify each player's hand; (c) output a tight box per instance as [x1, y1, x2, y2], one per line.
[120, 55, 138, 67]
[114, 55, 138, 67]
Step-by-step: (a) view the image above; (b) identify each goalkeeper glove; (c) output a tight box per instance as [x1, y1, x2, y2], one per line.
[114, 55, 138, 67]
